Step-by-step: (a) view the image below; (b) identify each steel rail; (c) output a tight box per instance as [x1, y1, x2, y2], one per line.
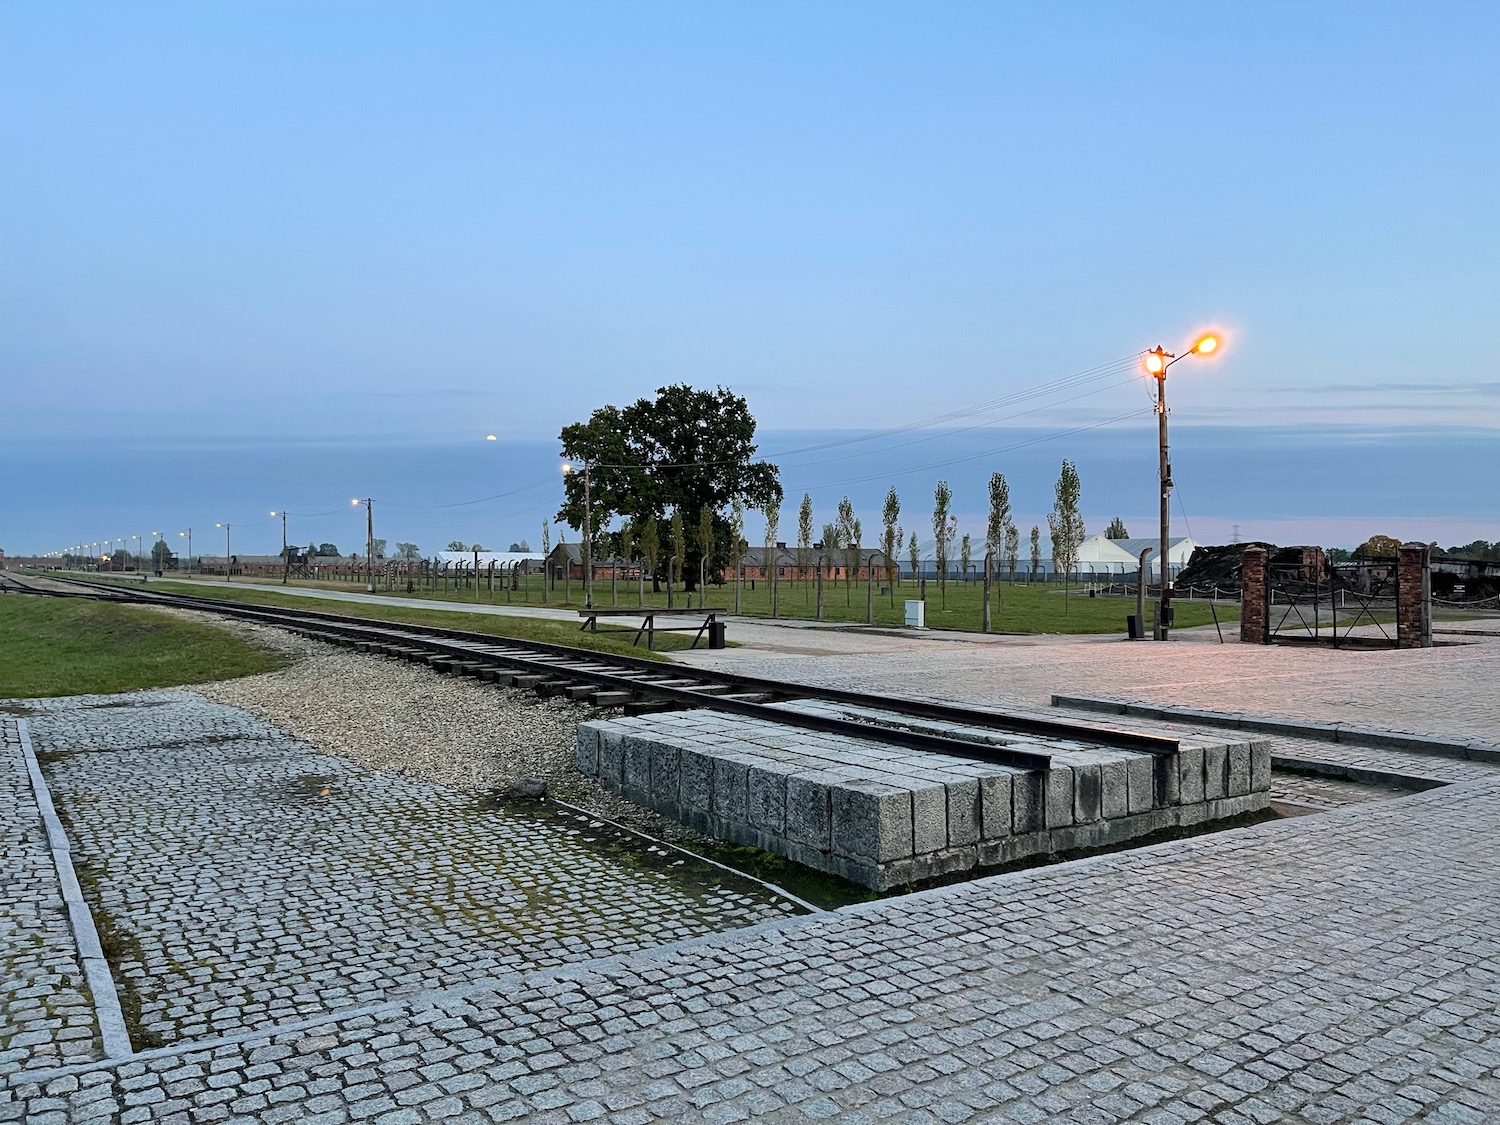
[34, 575, 1182, 768]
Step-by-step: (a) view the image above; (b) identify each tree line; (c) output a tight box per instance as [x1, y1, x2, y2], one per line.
[548, 381, 1109, 609]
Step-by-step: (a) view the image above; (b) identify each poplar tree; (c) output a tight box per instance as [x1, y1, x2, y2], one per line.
[797, 493, 814, 599]
[763, 502, 780, 617]
[1029, 525, 1041, 579]
[985, 472, 1012, 560]
[932, 480, 953, 607]
[908, 531, 920, 586]
[639, 517, 659, 602]
[821, 522, 840, 557]
[669, 508, 685, 609]
[836, 497, 860, 605]
[881, 487, 901, 598]
[985, 471, 1013, 600]
[541, 522, 551, 603]
[697, 506, 715, 608]
[1047, 459, 1086, 596]
[617, 521, 635, 607]
[730, 500, 746, 614]
[1004, 524, 1020, 583]
[960, 534, 972, 583]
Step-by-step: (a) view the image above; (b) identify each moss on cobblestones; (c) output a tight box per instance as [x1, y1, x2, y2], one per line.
[0, 596, 286, 697]
[69, 859, 167, 1051]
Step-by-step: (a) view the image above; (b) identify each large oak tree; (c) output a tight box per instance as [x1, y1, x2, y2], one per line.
[558, 385, 781, 590]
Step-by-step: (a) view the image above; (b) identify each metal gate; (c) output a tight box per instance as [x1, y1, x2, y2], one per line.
[1268, 559, 1400, 648]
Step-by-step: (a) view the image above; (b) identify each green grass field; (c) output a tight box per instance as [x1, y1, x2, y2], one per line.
[0, 595, 288, 698]
[130, 569, 1240, 635]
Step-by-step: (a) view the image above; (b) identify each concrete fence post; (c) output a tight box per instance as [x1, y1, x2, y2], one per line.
[1240, 546, 1270, 644]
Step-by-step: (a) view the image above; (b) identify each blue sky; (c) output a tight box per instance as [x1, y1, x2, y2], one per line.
[3, 3, 1497, 555]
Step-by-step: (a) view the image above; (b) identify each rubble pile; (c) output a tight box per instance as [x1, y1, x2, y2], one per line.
[1176, 543, 1328, 591]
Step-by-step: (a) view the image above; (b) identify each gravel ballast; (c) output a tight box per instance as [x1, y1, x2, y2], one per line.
[172, 610, 664, 824]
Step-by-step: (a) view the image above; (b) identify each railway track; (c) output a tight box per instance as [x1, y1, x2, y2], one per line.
[17, 572, 1182, 775]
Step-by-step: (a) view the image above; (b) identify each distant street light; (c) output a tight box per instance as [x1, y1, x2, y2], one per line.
[561, 461, 593, 609]
[215, 523, 232, 580]
[1143, 334, 1220, 640]
[271, 511, 289, 584]
[179, 529, 193, 574]
[353, 498, 375, 592]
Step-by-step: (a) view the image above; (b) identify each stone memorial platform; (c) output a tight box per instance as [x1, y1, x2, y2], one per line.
[576, 701, 1271, 889]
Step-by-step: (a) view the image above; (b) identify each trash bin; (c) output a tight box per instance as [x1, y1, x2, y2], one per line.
[707, 621, 727, 649]
[904, 600, 926, 628]
[1127, 613, 1144, 639]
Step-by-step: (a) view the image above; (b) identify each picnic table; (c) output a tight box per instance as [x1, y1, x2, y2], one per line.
[577, 608, 725, 650]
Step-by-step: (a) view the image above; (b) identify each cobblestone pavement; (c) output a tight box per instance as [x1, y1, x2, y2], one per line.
[5, 628, 1500, 1122]
[6, 693, 798, 1051]
[682, 625, 1500, 746]
[5, 775, 1498, 1123]
[1266, 772, 1416, 811]
[0, 720, 98, 1079]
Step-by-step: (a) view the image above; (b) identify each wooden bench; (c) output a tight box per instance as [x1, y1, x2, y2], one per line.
[577, 608, 723, 650]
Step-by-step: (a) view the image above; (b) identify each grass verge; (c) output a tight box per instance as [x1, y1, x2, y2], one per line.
[0, 595, 287, 698]
[115, 569, 1239, 635]
[68, 576, 693, 659]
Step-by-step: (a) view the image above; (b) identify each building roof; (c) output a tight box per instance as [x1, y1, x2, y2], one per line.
[1108, 536, 1196, 558]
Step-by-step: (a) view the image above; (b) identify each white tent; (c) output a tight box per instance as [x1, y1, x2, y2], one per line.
[1108, 536, 1199, 580]
[1073, 535, 1141, 577]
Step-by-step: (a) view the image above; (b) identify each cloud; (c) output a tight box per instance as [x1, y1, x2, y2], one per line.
[1265, 381, 1500, 396]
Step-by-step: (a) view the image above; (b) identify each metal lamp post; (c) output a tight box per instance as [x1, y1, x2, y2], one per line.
[562, 461, 593, 609]
[271, 511, 289, 584]
[215, 523, 232, 580]
[180, 529, 192, 574]
[352, 499, 375, 592]
[1143, 335, 1219, 640]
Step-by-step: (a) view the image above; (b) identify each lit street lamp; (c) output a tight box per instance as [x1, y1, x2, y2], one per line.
[1143, 334, 1219, 640]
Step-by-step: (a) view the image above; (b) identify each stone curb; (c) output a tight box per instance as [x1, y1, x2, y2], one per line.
[16, 718, 134, 1061]
[1051, 695, 1500, 764]
[1270, 755, 1450, 791]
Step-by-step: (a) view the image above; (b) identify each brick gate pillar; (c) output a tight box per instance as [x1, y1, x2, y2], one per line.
[1240, 547, 1270, 644]
[1397, 543, 1432, 649]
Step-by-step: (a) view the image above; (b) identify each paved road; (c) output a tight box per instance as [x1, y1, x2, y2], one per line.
[4, 623, 1500, 1122]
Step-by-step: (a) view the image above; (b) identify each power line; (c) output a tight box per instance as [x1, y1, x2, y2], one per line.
[763, 352, 1144, 460]
[788, 408, 1152, 492]
[778, 375, 1143, 473]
